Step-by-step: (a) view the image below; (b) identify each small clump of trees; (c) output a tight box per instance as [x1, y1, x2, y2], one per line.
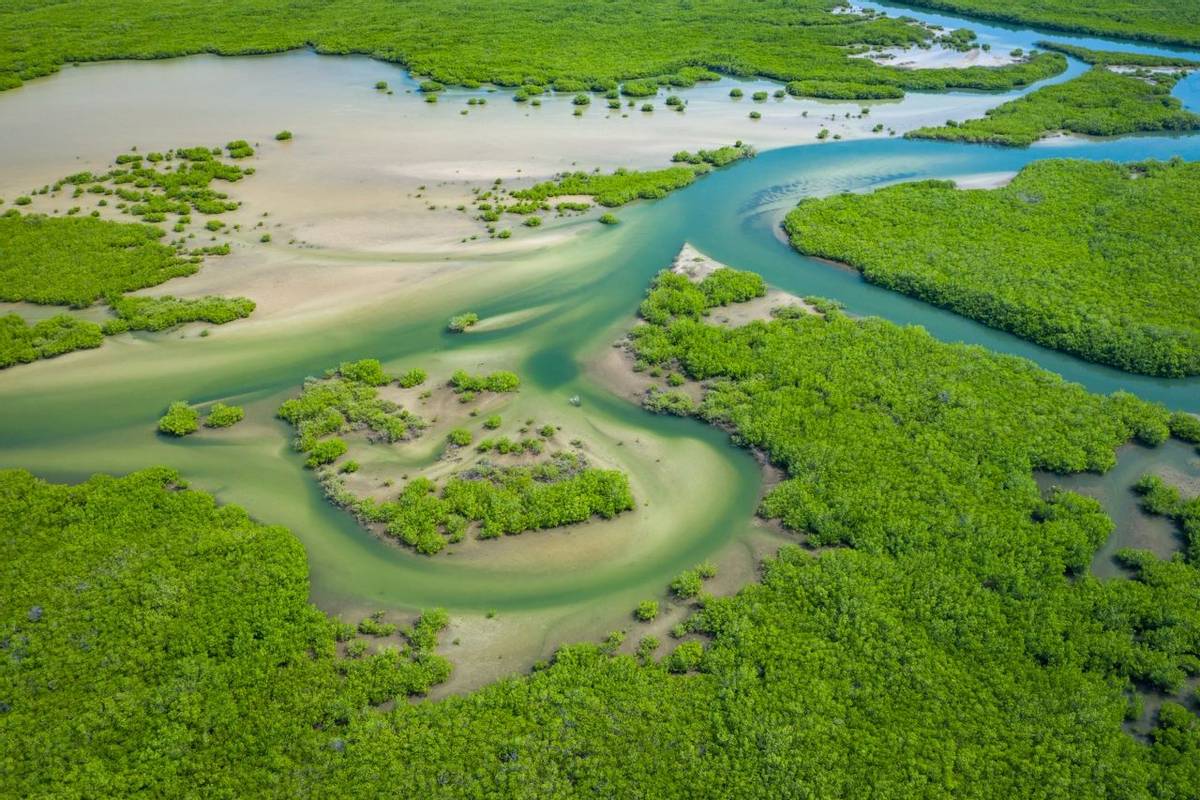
[204, 402, 244, 428]
[447, 312, 479, 332]
[635, 600, 659, 621]
[158, 401, 199, 436]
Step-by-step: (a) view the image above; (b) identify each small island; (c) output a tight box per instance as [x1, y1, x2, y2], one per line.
[277, 358, 635, 553]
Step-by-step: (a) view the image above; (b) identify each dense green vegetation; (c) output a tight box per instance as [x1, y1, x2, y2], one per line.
[625, 264, 1200, 695]
[0, 213, 192, 307]
[0, 293, 252, 370]
[669, 143, 757, 167]
[1036, 41, 1200, 68]
[0, 468, 450, 797]
[634, 599, 659, 621]
[669, 562, 716, 599]
[323, 450, 635, 554]
[446, 427, 473, 447]
[0, 313, 103, 367]
[783, 158, 1200, 376]
[511, 144, 755, 208]
[908, 66, 1200, 147]
[638, 267, 766, 325]
[449, 368, 520, 394]
[204, 402, 244, 428]
[157, 401, 199, 436]
[514, 165, 706, 208]
[9, 270, 1200, 793]
[0, 209, 252, 367]
[0, 0, 1067, 99]
[1169, 411, 1200, 445]
[903, 0, 1200, 48]
[0, 147, 255, 368]
[103, 294, 255, 333]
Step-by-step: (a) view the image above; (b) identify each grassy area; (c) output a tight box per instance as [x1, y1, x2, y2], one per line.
[1036, 41, 1200, 67]
[903, 0, 1200, 48]
[513, 165, 704, 208]
[0, 0, 1066, 98]
[7, 275, 1200, 795]
[0, 213, 256, 369]
[509, 143, 755, 209]
[103, 294, 256, 333]
[0, 467, 451, 797]
[0, 214, 193, 307]
[0, 313, 103, 367]
[907, 66, 1200, 146]
[783, 159, 1200, 376]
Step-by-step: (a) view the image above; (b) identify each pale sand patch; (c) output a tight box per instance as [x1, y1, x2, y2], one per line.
[1109, 65, 1194, 76]
[948, 171, 1018, 189]
[709, 288, 815, 327]
[858, 46, 1018, 70]
[671, 242, 724, 281]
[1158, 464, 1200, 498]
[590, 342, 707, 407]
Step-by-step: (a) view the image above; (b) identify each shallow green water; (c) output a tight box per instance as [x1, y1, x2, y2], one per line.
[1, 3, 1199, 640]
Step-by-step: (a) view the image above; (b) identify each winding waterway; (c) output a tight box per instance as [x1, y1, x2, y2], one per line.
[1, 0, 1198, 686]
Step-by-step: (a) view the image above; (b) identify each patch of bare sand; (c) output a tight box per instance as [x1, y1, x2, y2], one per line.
[858, 44, 1018, 71]
[948, 171, 1018, 189]
[709, 288, 815, 327]
[670, 242, 724, 281]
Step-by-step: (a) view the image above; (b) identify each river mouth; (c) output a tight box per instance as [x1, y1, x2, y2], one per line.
[2, 5, 1200, 692]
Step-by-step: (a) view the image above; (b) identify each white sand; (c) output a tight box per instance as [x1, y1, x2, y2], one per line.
[948, 171, 1018, 189]
[859, 45, 1018, 70]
